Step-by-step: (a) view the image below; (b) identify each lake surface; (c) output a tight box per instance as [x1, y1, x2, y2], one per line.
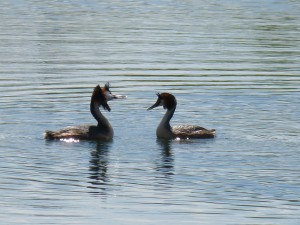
[0, 0, 299, 224]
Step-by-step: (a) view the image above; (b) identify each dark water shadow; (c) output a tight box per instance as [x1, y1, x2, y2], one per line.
[155, 138, 174, 178]
[87, 141, 112, 197]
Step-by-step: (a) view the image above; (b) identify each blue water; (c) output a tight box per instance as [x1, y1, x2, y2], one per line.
[0, 0, 299, 224]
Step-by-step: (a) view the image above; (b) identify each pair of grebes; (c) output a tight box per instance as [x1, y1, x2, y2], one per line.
[44, 83, 216, 141]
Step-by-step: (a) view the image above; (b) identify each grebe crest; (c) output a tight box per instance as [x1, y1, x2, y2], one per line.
[148, 92, 215, 139]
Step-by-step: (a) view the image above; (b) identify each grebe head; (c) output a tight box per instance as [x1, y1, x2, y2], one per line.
[92, 83, 126, 111]
[92, 84, 111, 111]
[103, 82, 127, 101]
[147, 92, 177, 110]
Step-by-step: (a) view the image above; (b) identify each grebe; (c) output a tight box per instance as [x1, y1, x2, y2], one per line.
[44, 83, 126, 141]
[148, 93, 215, 139]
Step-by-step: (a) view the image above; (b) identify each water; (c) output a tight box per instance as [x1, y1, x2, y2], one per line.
[0, 0, 299, 224]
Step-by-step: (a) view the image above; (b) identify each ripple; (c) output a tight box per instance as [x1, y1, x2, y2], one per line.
[1, 0, 300, 224]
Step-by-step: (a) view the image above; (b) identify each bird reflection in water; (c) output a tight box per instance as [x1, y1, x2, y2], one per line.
[156, 138, 174, 178]
[87, 142, 111, 196]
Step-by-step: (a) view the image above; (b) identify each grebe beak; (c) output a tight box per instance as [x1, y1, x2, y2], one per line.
[112, 94, 127, 99]
[105, 92, 127, 101]
[147, 99, 161, 110]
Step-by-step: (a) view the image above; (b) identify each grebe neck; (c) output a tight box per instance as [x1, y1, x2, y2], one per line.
[156, 105, 176, 138]
[160, 105, 176, 128]
[90, 102, 110, 128]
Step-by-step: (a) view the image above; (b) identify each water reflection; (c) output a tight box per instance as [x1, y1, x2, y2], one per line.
[87, 141, 111, 196]
[1, 0, 300, 223]
[155, 139, 174, 177]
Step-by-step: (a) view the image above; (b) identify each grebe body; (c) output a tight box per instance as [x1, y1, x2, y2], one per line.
[148, 93, 215, 139]
[44, 83, 125, 141]
[44, 124, 113, 141]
